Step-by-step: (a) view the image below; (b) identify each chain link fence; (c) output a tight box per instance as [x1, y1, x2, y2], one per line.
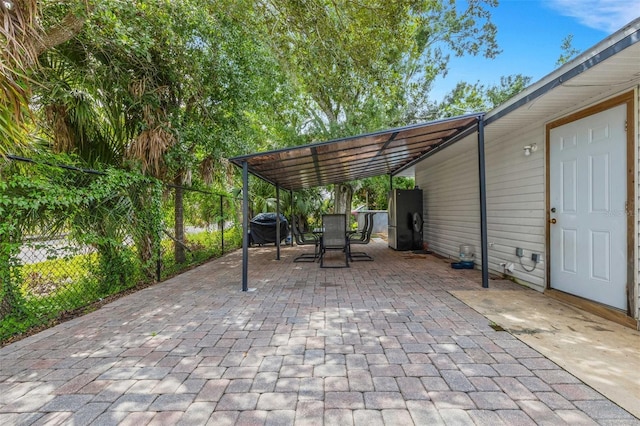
[1, 157, 243, 344]
[159, 186, 244, 279]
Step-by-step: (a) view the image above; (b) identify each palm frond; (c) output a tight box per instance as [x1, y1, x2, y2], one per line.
[127, 126, 175, 177]
[199, 156, 214, 186]
[0, 0, 41, 153]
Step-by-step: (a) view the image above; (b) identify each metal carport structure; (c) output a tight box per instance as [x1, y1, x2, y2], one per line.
[230, 113, 490, 291]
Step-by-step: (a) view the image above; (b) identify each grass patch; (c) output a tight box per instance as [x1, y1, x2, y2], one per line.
[489, 321, 506, 332]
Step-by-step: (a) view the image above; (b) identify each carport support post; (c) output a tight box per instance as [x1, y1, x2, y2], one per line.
[276, 184, 281, 260]
[477, 118, 489, 289]
[290, 190, 294, 246]
[242, 161, 249, 292]
[220, 195, 224, 255]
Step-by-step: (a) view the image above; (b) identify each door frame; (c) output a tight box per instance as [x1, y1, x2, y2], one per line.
[545, 90, 636, 318]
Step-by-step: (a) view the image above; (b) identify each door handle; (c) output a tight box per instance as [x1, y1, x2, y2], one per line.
[549, 218, 557, 224]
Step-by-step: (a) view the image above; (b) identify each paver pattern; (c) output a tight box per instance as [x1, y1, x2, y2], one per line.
[1, 240, 638, 425]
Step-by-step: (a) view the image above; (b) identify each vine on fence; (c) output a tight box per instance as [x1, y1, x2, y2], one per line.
[0, 159, 239, 344]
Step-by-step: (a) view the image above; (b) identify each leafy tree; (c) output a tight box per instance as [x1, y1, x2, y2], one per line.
[257, 0, 500, 212]
[434, 81, 488, 118]
[259, 0, 499, 134]
[4, 0, 507, 269]
[433, 74, 533, 118]
[352, 176, 415, 212]
[487, 75, 532, 106]
[291, 189, 325, 230]
[21, 1, 289, 264]
[557, 34, 580, 66]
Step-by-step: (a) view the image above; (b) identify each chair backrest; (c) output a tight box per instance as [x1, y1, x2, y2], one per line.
[322, 214, 346, 248]
[292, 215, 314, 245]
[353, 212, 370, 242]
[361, 212, 375, 242]
[352, 212, 375, 244]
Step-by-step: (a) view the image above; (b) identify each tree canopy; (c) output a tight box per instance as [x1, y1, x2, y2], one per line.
[258, 0, 500, 139]
[433, 74, 533, 118]
[3, 0, 503, 155]
[2, 0, 537, 245]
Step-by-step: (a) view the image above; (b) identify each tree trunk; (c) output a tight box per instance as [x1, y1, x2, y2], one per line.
[34, 10, 89, 57]
[334, 183, 353, 228]
[128, 182, 160, 281]
[174, 173, 186, 264]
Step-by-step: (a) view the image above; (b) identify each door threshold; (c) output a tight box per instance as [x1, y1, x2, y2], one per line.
[545, 289, 638, 330]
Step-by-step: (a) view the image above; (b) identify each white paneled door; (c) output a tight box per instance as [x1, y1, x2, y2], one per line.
[549, 104, 627, 310]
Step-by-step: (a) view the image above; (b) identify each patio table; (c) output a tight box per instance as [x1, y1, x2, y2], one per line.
[314, 227, 356, 267]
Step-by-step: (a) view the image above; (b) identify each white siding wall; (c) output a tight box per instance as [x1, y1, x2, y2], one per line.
[416, 87, 640, 316]
[484, 125, 546, 290]
[416, 138, 481, 265]
[636, 89, 640, 321]
[416, 126, 546, 291]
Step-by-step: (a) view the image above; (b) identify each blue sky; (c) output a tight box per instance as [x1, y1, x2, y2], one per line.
[430, 0, 640, 101]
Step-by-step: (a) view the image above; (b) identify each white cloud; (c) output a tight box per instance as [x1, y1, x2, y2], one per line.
[546, 0, 640, 33]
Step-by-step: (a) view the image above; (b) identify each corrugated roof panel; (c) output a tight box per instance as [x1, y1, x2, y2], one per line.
[230, 114, 481, 190]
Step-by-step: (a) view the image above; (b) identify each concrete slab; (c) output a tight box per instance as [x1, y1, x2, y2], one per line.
[451, 287, 640, 419]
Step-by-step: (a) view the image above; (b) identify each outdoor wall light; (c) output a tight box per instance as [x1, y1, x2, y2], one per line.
[523, 144, 538, 156]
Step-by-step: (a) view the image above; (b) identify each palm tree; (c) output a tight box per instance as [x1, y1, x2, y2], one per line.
[1, 0, 39, 155]
[1, 0, 93, 155]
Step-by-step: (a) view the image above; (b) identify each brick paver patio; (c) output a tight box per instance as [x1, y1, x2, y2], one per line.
[1, 239, 638, 425]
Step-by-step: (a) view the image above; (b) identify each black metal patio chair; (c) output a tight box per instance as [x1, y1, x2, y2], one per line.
[291, 215, 320, 262]
[349, 212, 374, 261]
[320, 214, 349, 268]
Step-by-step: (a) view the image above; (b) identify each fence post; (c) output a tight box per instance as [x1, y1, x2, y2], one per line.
[220, 195, 224, 255]
[156, 198, 162, 282]
[156, 240, 162, 282]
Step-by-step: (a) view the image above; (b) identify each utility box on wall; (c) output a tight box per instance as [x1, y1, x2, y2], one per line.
[388, 189, 423, 250]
